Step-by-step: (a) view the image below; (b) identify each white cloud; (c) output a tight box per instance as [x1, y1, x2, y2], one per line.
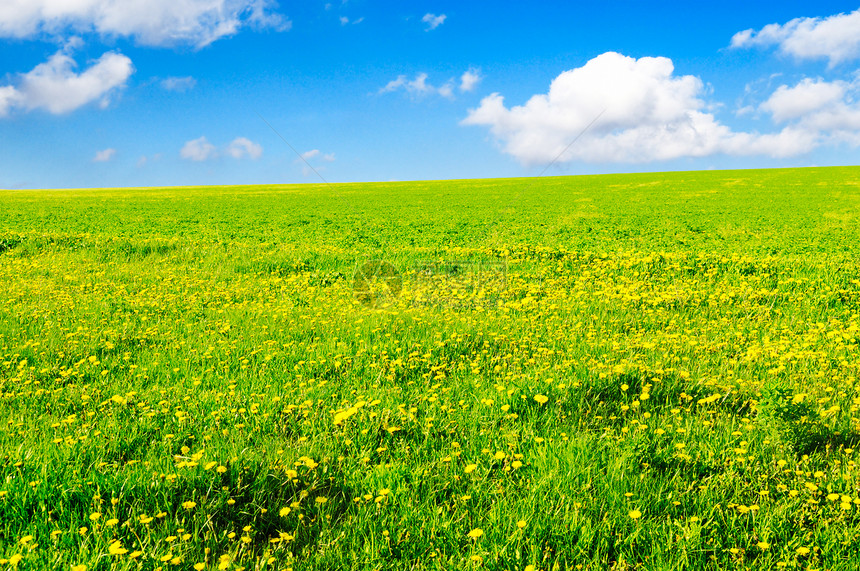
[182, 136, 263, 161]
[340, 16, 349, 25]
[462, 51, 816, 165]
[161, 76, 196, 92]
[0, 50, 133, 117]
[227, 137, 263, 159]
[759, 77, 860, 144]
[380, 73, 455, 99]
[137, 153, 162, 167]
[180, 136, 217, 161]
[0, 0, 290, 48]
[298, 149, 335, 162]
[731, 9, 860, 66]
[760, 78, 848, 122]
[422, 13, 446, 30]
[93, 148, 116, 162]
[0, 86, 17, 117]
[459, 69, 481, 92]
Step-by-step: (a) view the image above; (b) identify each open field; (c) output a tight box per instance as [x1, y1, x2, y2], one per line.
[2, 166, 860, 570]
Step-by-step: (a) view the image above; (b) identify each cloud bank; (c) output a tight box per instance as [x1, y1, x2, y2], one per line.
[0, 0, 290, 48]
[462, 52, 820, 166]
[731, 9, 860, 66]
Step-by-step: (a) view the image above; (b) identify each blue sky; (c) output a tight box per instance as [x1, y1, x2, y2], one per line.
[1, 1, 860, 189]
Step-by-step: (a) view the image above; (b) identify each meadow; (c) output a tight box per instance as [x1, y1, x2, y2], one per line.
[1, 166, 860, 570]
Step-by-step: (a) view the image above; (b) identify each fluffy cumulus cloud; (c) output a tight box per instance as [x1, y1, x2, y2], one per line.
[93, 148, 116, 162]
[760, 76, 860, 145]
[0, 0, 289, 48]
[227, 137, 263, 159]
[181, 136, 263, 161]
[0, 50, 133, 117]
[422, 13, 446, 31]
[462, 52, 815, 165]
[731, 9, 860, 66]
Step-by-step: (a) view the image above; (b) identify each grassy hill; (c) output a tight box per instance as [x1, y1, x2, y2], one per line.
[1, 166, 860, 569]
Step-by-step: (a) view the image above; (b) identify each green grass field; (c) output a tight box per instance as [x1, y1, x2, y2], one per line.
[2, 166, 860, 570]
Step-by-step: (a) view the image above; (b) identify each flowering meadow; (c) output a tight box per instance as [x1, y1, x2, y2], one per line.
[2, 167, 860, 570]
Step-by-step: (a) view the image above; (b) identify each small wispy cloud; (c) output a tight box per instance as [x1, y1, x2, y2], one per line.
[136, 153, 162, 167]
[227, 137, 263, 159]
[422, 13, 446, 31]
[339, 15, 364, 25]
[180, 136, 217, 161]
[297, 149, 335, 176]
[298, 149, 335, 162]
[379, 73, 455, 99]
[181, 136, 263, 161]
[161, 76, 196, 92]
[93, 148, 116, 162]
[459, 68, 481, 92]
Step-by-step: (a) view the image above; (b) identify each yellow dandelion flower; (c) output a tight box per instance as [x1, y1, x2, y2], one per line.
[533, 394, 548, 405]
[796, 547, 810, 555]
[467, 528, 483, 539]
[517, 520, 527, 529]
[89, 512, 101, 521]
[464, 464, 478, 473]
[182, 501, 197, 509]
[629, 509, 642, 519]
[757, 541, 770, 550]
